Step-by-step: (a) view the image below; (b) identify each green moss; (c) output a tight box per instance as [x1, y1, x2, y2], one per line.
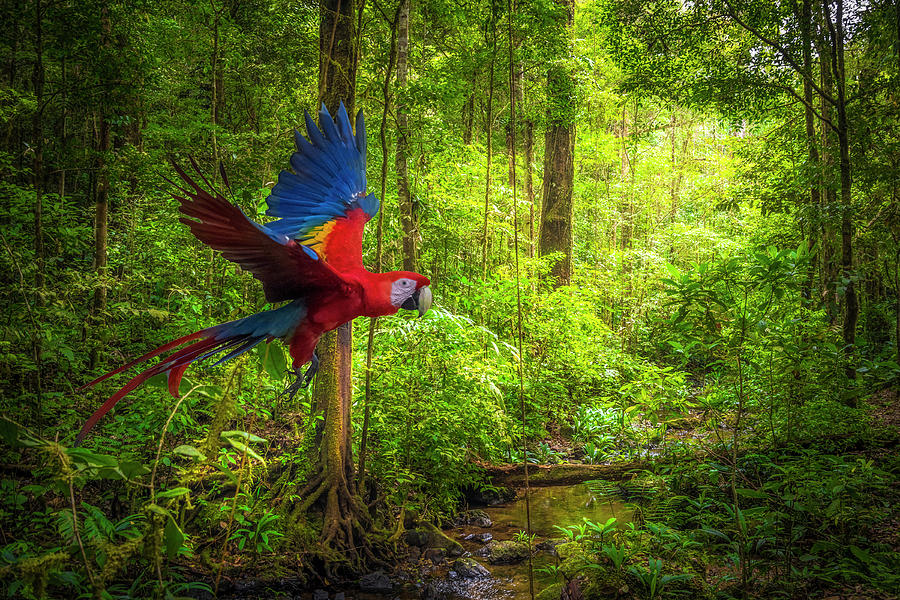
[536, 582, 563, 600]
[9, 551, 70, 599]
[486, 540, 530, 564]
[98, 536, 144, 584]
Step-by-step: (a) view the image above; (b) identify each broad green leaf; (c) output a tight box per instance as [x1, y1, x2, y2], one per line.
[173, 445, 206, 460]
[258, 344, 287, 381]
[223, 439, 266, 464]
[221, 430, 266, 444]
[157, 487, 190, 499]
[164, 516, 185, 560]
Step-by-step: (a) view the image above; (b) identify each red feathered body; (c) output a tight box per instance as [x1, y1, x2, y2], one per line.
[288, 260, 427, 368]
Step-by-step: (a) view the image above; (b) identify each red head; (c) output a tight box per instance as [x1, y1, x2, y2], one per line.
[364, 271, 432, 317]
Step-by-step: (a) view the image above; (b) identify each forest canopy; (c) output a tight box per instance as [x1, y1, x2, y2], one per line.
[1, 0, 898, 598]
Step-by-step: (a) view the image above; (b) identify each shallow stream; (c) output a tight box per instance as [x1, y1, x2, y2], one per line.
[286, 482, 630, 600]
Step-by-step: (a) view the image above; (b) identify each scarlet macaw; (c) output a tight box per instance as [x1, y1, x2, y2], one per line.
[77, 103, 432, 444]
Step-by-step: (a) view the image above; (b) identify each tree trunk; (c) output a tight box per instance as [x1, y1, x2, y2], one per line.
[318, 0, 356, 113]
[32, 0, 44, 298]
[825, 0, 857, 381]
[89, 5, 113, 370]
[818, 14, 838, 323]
[396, 0, 416, 272]
[799, 0, 821, 305]
[360, 4, 399, 484]
[538, 0, 576, 287]
[481, 33, 496, 278]
[302, 0, 374, 566]
[507, 61, 523, 190]
[524, 117, 535, 258]
[211, 4, 223, 169]
[463, 87, 474, 144]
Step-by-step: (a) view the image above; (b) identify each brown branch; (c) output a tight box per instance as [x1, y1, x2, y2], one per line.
[722, 0, 838, 108]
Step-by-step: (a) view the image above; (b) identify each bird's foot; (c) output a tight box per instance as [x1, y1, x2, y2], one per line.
[280, 353, 319, 400]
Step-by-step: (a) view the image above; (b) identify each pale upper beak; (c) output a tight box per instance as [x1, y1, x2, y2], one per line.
[400, 284, 433, 316]
[416, 285, 433, 317]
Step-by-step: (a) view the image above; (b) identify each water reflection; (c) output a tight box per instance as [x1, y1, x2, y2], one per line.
[482, 482, 631, 537]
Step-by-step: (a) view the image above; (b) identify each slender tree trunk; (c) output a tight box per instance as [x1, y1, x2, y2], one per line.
[818, 14, 838, 323]
[463, 86, 475, 144]
[303, 0, 374, 563]
[32, 0, 44, 298]
[58, 53, 68, 201]
[799, 0, 821, 304]
[360, 4, 399, 484]
[396, 0, 416, 272]
[824, 0, 857, 381]
[507, 59, 523, 189]
[210, 3, 223, 169]
[524, 117, 535, 258]
[538, 0, 575, 286]
[481, 34, 496, 278]
[92, 6, 112, 316]
[89, 5, 113, 370]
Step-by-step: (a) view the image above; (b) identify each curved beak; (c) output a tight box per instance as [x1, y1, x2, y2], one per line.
[416, 285, 433, 317]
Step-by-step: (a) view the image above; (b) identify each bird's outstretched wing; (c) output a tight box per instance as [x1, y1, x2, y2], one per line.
[168, 159, 349, 303]
[265, 102, 379, 273]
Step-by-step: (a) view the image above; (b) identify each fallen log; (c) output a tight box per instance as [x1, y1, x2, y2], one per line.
[482, 461, 648, 487]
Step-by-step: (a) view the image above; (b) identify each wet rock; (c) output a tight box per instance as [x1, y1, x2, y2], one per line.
[404, 523, 465, 556]
[423, 577, 501, 600]
[535, 537, 565, 552]
[407, 545, 421, 562]
[463, 484, 516, 506]
[359, 570, 393, 592]
[312, 590, 329, 600]
[454, 509, 493, 528]
[483, 540, 531, 564]
[404, 528, 429, 547]
[334, 594, 345, 600]
[453, 557, 491, 579]
[556, 542, 590, 579]
[424, 547, 447, 565]
[555, 541, 582, 560]
[422, 581, 448, 600]
[463, 532, 493, 543]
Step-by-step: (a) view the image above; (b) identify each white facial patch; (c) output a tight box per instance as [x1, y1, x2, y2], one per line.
[390, 278, 417, 306]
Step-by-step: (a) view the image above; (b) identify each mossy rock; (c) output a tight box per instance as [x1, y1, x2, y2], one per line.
[536, 582, 563, 600]
[405, 522, 464, 556]
[484, 540, 530, 564]
[555, 541, 583, 561]
[556, 542, 596, 580]
[454, 508, 493, 527]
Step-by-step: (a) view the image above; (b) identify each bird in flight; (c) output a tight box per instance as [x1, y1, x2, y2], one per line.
[77, 102, 432, 444]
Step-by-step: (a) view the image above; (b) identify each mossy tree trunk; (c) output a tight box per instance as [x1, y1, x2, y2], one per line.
[293, 0, 377, 569]
[538, 0, 575, 287]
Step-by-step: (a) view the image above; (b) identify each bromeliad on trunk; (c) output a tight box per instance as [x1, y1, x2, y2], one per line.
[77, 103, 432, 444]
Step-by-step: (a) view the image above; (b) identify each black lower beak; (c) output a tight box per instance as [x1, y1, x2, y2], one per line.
[401, 293, 417, 311]
[400, 285, 433, 316]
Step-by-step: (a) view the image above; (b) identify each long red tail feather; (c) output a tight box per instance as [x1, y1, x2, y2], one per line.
[76, 331, 204, 392]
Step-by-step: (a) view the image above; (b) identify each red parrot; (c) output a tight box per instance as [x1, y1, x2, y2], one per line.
[77, 103, 432, 444]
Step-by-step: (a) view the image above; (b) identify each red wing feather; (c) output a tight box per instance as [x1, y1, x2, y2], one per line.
[168, 160, 349, 303]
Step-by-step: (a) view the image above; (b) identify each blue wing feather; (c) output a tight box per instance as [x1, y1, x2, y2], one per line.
[266, 102, 377, 241]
